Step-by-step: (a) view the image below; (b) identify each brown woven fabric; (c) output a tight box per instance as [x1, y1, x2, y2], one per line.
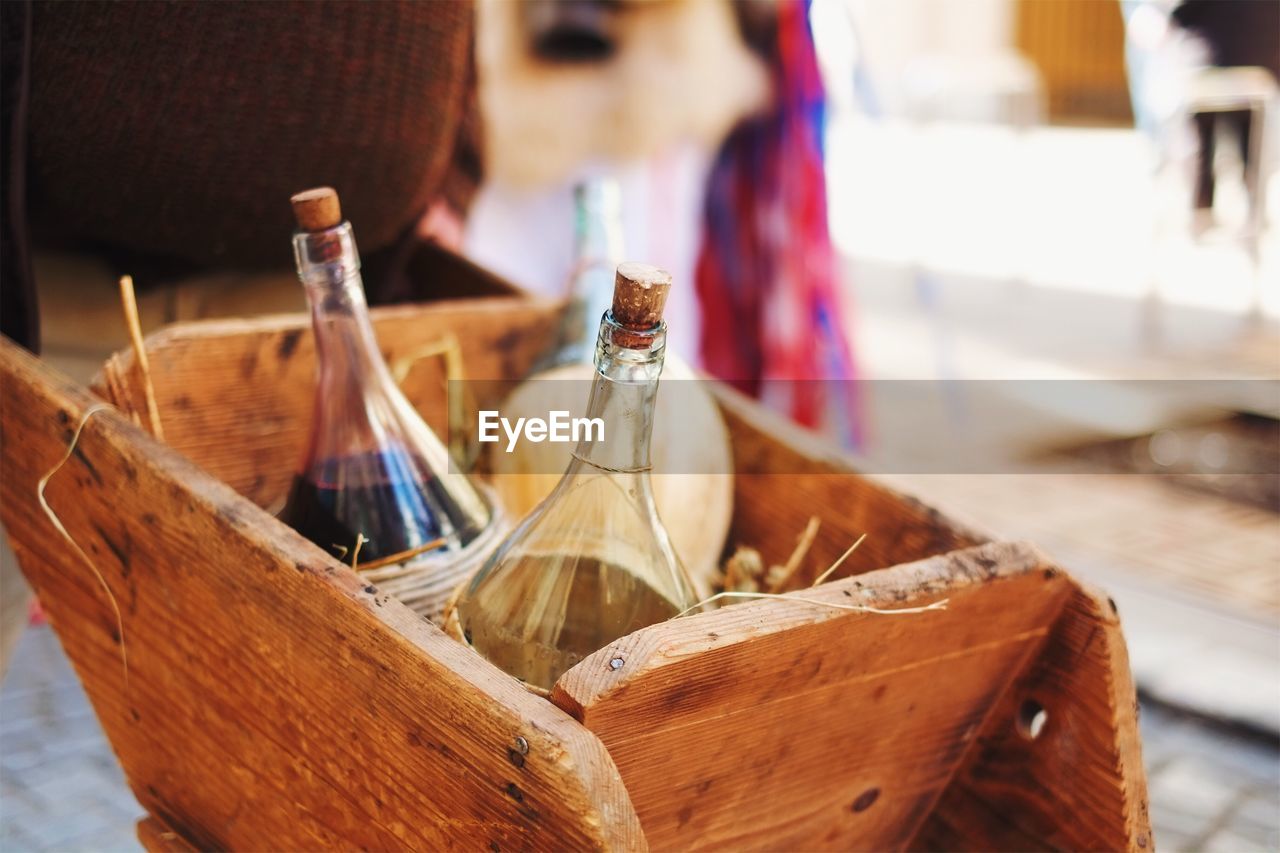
[1, 1, 36, 351]
[23, 1, 475, 271]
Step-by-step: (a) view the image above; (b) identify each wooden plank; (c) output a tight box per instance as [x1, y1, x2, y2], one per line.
[0, 337, 643, 851]
[1016, 0, 1132, 123]
[712, 386, 988, 577]
[909, 583, 1152, 852]
[96, 300, 981, 587]
[397, 241, 527, 301]
[552, 542, 1074, 851]
[95, 301, 983, 602]
[95, 296, 562, 508]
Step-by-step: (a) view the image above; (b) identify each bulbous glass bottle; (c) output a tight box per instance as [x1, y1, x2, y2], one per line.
[279, 187, 500, 621]
[489, 178, 734, 596]
[454, 262, 700, 691]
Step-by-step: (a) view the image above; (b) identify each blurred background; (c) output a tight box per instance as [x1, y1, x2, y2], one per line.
[2, 1, 1277, 850]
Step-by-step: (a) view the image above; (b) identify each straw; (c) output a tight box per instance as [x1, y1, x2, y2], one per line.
[680, 532, 945, 619]
[676, 591, 948, 619]
[36, 404, 128, 685]
[811, 533, 868, 588]
[118, 276, 164, 441]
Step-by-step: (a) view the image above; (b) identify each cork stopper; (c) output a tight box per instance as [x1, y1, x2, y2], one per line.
[611, 262, 671, 330]
[291, 187, 342, 232]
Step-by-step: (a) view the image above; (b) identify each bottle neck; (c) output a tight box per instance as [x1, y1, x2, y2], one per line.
[556, 181, 623, 366]
[570, 314, 665, 474]
[573, 178, 623, 285]
[293, 224, 396, 402]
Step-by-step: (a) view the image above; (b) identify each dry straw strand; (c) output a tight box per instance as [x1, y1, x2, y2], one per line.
[766, 515, 822, 592]
[118, 275, 164, 441]
[355, 535, 448, 572]
[685, 533, 945, 618]
[812, 532, 868, 588]
[332, 532, 450, 573]
[677, 590, 948, 619]
[36, 403, 129, 685]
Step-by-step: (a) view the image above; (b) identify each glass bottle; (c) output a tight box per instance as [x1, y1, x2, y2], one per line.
[487, 177, 627, 520]
[279, 187, 500, 621]
[489, 180, 734, 599]
[454, 262, 700, 691]
[541, 176, 625, 369]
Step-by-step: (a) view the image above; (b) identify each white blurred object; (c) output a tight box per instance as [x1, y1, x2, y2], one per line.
[830, 0, 1045, 126]
[1121, 0, 1178, 149]
[901, 52, 1045, 127]
[1186, 66, 1280, 114]
[826, 115, 1280, 318]
[1125, 2, 1170, 52]
[810, 0, 860, 112]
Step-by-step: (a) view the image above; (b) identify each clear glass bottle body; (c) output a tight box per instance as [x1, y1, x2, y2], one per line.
[280, 221, 498, 618]
[490, 178, 734, 597]
[455, 312, 698, 691]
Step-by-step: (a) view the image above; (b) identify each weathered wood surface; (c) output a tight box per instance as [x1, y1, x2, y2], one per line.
[553, 541, 1149, 852]
[97, 296, 562, 509]
[0, 337, 644, 851]
[910, 582, 1151, 851]
[94, 292, 991, 609]
[11, 293, 1149, 851]
[96, 299, 977, 588]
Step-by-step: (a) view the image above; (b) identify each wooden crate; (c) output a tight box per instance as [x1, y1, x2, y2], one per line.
[0, 293, 1150, 850]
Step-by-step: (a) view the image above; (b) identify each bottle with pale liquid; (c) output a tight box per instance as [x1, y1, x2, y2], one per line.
[490, 178, 733, 596]
[454, 263, 701, 691]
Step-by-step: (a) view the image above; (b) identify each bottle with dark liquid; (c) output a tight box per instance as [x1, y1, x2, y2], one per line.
[453, 262, 700, 691]
[280, 187, 500, 621]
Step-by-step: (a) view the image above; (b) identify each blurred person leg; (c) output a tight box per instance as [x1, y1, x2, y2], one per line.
[1229, 108, 1256, 219]
[1193, 110, 1217, 212]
